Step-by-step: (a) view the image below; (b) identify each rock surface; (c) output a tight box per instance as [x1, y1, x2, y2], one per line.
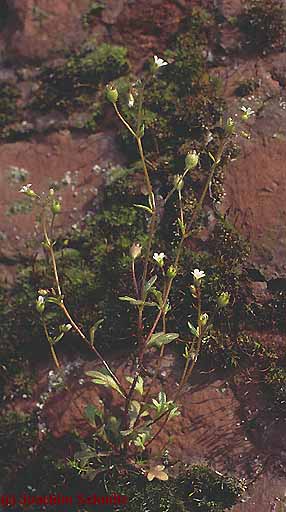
[222, 94, 286, 280]
[0, 0, 89, 61]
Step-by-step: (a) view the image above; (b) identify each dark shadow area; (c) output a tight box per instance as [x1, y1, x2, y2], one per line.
[0, 0, 10, 31]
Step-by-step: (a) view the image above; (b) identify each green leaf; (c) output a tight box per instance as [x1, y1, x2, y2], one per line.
[126, 375, 144, 395]
[150, 288, 163, 307]
[178, 217, 186, 236]
[144, 275, 157, 295]
[120, 428, 133, 437]
[46, 295, 64, 305]
[84, 404, 103, 426]
[86, 369, 125, 397]
[128, 400, 141, 427]
[158, 391, 167, 403]
[119, 296, 144, 306]
[119, 296, 157, 308]
[147, 332, 179, 348]
[168, 407, 181, 419]
[52, 332, 65, 345]
[89, 319, 104, 346]
[188, 322, 199, 338]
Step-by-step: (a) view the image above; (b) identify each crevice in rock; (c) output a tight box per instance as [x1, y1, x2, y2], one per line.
[247, 268, 266, 282]
[268, 278, 286, 293]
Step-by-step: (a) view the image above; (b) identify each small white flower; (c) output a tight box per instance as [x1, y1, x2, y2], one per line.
[153, 252, 166, 267]
[154, 55, 168, 68]
[241, 106, 255, 120]
[128, 92, 135, 108]
[192, 269, 205, 281]
[37, 295, 45, 305]
[19, 183, 34, 195]
[20, 183, 38, 198]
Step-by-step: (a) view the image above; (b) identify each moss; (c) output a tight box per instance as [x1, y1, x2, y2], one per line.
[243, 290, 286, 333]
[264, 366, 286, 415]
[83, 100, 104, 132]
[0, 82, 20, 131]
[32, 43, 129, 112]
[0, 411, 38, 484]
[106, 464, 245, 512]
[201, 331, 277, 369]
[238, 0, 286, 53]
[81, 1, 105, 29]
[167, 215, 250, 339]
[6, 199, 34, 216]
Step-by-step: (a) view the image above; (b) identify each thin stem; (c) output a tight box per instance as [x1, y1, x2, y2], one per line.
[178, 190, 184, 229]
[136, 137, 153, 202]
[113, 103, 137, 138]
[140, 211, 156, 301]
[42, 318, 60, 369]
[42, 212, 61, 296]
[50, 213, 56, 240]
[132, 260, 139, 299]
[179, 286, 201, 389]
[113, 101, 156, 305]
[141, 282, 167, 405]
[185, 142, 225, 238]
[136, 81, 145, 137]
[143, 278, 173, 352]
[163, 167, 191, 206]
[60, 303, 126, 398]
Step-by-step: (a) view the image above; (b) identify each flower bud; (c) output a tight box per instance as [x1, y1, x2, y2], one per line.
[200, 313, 208, 326]
[240, 130, 251, 140]
[226, 117, 235, 135]
[128, 92, 135, 108]
[185, 150, 199, 171]
[36, 295, 45, 314]
[173, 174, 184, 192]
[167, 265, 177, 278]
[130, 243, 142, 260]
[51, 200, 61, 215]
[38, 289, 49, 296]
[190, 285, 197, 298]
[106, 84, 118, 104]
[59, 323, 72, 333]
[217, 291, 230, 308]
